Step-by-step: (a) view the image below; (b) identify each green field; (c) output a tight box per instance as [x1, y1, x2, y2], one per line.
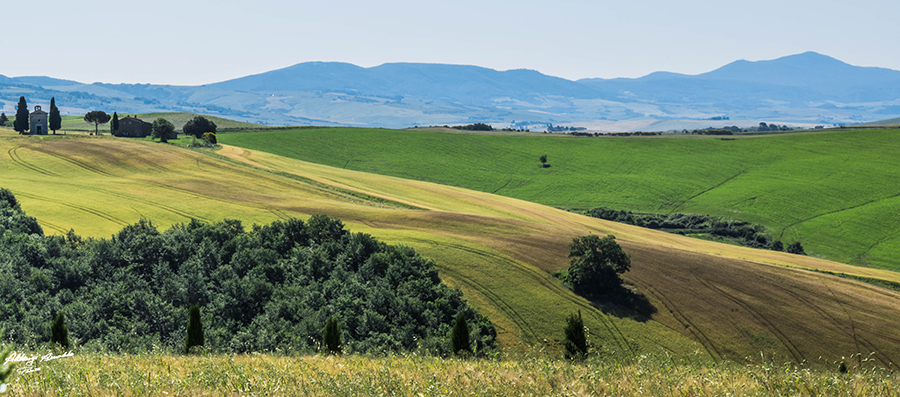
[218, 127, 900, 270]
[5, 130, 900, 369]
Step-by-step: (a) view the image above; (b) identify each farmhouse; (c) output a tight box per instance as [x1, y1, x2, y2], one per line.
[117, 116, 152, 137]
[29, 106, 48, 135]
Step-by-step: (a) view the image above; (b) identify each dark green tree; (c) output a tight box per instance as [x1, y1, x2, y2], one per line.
[0, 188, 19, 211]
[83, 111, 110, 135]
[110, 112, 119, 136]
[322, 316, 342, 355]
[183, 116, 217, 138]
[567, 234, 631, 296]
[787, 241, 806, 255]
[0, 113, 8, 127]
[49, 97, 62, 134]
[563, 311, 587, 360]
[50, 312, 69, 349]
[14, 96, 29, 134]
[152, 118, 175, 143]
[185, 304, 204, 354]
[771, 240, 784, 252]
[451, 312, 471, 356]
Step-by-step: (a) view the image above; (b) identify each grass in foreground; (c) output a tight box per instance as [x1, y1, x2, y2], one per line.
[4, 351, 896, 396]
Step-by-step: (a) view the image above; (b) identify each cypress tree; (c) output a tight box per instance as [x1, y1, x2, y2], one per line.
[451, 312, 471, 356]
[563, 311, 587, 360]
[185, 304, 204, 354]
[110, 112, 119, 135]
[14, 96, 28, 134]
[0, 113, 7, 127]
[50, 312, 69, 349]
[322, 316, 342, 355]
[49, 97, 62, 134]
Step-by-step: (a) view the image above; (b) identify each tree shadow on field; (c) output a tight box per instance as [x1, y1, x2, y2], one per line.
[586, 284, 657, 322]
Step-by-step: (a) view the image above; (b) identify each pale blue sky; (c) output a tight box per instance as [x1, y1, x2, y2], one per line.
[2, 0, 897, 85]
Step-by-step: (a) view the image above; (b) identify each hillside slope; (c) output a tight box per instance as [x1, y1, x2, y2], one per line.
[218, 127, 900, 271]
[3, 131, 900, 367]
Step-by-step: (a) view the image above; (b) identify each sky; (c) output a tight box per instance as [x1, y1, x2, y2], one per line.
[1, 0, 898, 85]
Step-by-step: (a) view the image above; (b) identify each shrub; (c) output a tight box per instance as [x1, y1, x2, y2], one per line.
[772, 240, 784, 251]
[322, 316, 342, 355]
[50, 312, 69, 349]
[563, 311, 587, 360]
[185, 304, 204, 354]
[202, 132, 217, 145]
[451, 313, 471, 356]
[787, 241, 806, 255]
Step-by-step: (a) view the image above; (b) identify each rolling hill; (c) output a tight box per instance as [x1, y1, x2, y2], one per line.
[217, 127, 900, 271]
[3, 129, 900, 368]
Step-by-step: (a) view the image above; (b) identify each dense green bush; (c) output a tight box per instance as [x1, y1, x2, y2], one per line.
[0, 190, 496, 355]
[583, 207, 785, 251]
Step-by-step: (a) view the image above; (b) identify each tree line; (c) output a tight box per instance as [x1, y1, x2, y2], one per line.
[0, 189, 496, 355]
[583, 206, 806, 254]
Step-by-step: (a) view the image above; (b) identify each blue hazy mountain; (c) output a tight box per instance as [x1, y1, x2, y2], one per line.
[578, 52, 900, 103]
[2, 52, 899, 128]
[209, 62, 602, 102]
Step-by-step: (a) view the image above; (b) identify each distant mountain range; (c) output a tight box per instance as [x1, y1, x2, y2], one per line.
[2, 52, 899, 130]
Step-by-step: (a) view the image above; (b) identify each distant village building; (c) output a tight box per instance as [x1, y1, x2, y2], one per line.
[29, 106, 48, 135]
[117, 116, 152, 137]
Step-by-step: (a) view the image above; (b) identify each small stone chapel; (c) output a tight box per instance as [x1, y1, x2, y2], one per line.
[29, 106, 48, 135]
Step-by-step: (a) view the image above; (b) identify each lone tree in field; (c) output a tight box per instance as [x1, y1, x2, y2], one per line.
[49, 97, 62, 134]
[185, 304, 204, 354]
[152, 118, 175, 143]
[451, 312, 471, 356]
[83, 110, 110, 135]
[110, 112, 119, 135]
[50, 312, 69, 349]
[563, 311, 587, 360]
[0, 113, 7, 127]
[322, 316, 342, 355]
[567, 234, 631, 297]
[183, 116, 217, 138]
[540, 154, 550, 168]
[14, 96, 29, 134]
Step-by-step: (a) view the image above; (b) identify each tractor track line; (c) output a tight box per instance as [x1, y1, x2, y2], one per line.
[639, 281, 722, 362]
[437, 266, 540, 344]
[695, 276, 806, 363]
[435, 240, 633, 354]
[667, 169, 746, 213]
[7, 147, 59, 177]
[15, 192, 128, 227]
[778, 191, 900, 240]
